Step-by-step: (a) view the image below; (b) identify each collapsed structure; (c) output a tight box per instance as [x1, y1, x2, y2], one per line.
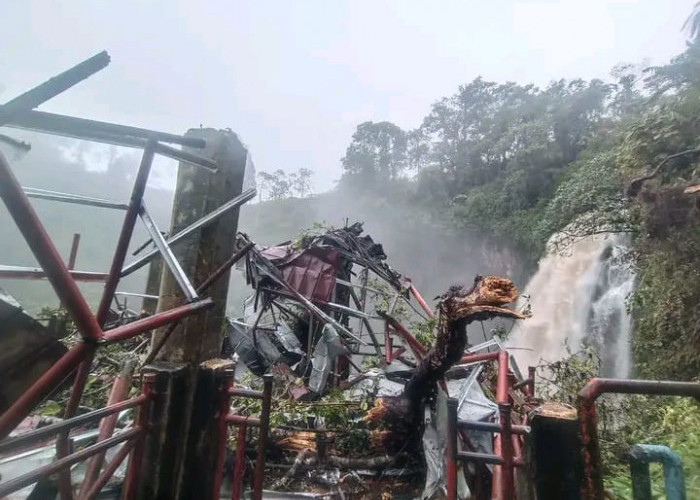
[215, 224, 537, 499]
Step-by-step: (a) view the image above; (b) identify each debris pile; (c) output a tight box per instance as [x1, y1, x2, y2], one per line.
[222, 223, 535, 499]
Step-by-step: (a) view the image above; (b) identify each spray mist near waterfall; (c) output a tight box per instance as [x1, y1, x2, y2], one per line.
[507, 234, 635, 378]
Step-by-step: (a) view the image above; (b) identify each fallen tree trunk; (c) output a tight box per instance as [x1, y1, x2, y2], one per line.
[366, 276, 529, 442]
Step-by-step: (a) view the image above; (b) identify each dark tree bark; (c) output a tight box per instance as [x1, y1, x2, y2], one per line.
[365, 276, 529, 441]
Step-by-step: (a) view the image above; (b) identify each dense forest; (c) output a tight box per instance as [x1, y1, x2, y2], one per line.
[330, 44, 700, 382]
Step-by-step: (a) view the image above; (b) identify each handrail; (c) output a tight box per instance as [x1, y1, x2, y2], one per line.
[578, 378, 700, 500]
[0, 395, 148, 455]
[0, 427, 143, 497]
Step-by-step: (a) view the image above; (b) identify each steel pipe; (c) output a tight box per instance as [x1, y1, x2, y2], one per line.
[0, 428, 142, 497]
[578, 378, 700, 500]
[103, 297, 214, 343]
[138, 202, 198, 300]
[122, 374, 155, 500]
[229, 388, 264, 400]
[0, 394, 148, 454]
[121, 188, 256, 277]
[4, 108, 206, 149]
[212, 373, 234, 500]
[23, 187, 129, 210]
[0, 342, 92, 439]
[0, 51, 110, 126]
[0, 265, 109, 282]
[230, 423, 248, 500]
[96, 141, 156, 326]
[458, 420, 529, 435]
[80, 437, 137, 500]
[252, 374, 273, 500]
[0, 151, 104, 343]
[143, 242, 253, 364]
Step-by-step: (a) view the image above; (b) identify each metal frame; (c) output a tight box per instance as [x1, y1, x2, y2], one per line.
[212, 373, 273, 500]
[578, 378, 700, 500]
[0, 51, 256, 499]
[0, 374, 154, 498]
[445, 350, 533, 500]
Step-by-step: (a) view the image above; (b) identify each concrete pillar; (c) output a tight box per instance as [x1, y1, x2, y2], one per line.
[142, 257, 162, 315]
[138, 129, 247, 500]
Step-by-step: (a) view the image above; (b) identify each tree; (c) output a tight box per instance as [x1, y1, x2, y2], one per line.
[257, 170, 291, 201]
[341, 121, 407, 186]
[289, 168, 313, 197]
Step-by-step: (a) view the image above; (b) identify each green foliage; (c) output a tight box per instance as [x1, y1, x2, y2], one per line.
[341, 121, 408, 186]
[412, 317, 437, 348]
[542, 349, 700, 499]
[629, 229, 700, 380]
[34, 307, 139, 416]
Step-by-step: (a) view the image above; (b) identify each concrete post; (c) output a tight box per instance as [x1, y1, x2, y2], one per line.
[138, 129, 247, 500]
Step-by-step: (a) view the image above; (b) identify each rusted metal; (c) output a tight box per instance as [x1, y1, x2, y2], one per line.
[0, 51, 110, 126]
[230, 423, 248, 500]
[578, 378, 700, 500]
[0, 427, 142, 497]
[96, 140, 156, 326]
[252, 374, 273, 500]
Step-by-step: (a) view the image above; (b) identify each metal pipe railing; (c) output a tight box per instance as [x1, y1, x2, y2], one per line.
[0, 395, 148, 454]
[445, 349, 523, 500]
[252, 375, 273, 500]
[0, 427, 143, 497]
[214, 373, 274, 500]
[578, 378, 700, 500]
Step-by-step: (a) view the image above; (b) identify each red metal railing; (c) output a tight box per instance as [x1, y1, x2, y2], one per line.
[212, 373, 274, 500]
[0, 51, 257, 499]
[445, 350, 532, 500]
[577, 378, 700, 500]
[0, 374, 154, 499]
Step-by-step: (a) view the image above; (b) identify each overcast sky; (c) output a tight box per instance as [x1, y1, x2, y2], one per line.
[2, 1, 696, 191]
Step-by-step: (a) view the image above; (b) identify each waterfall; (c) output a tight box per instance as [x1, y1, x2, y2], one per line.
[507, 234, 634, 378]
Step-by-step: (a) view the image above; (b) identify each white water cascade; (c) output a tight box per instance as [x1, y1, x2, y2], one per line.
[507, 234, 635, 378]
